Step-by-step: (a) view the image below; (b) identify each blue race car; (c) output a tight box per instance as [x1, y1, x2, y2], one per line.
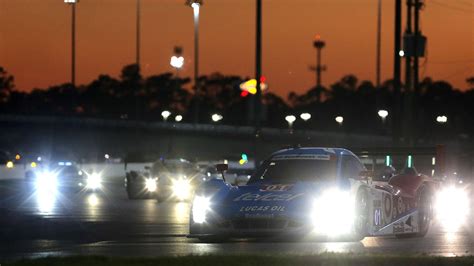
[189, 147, 437, 241]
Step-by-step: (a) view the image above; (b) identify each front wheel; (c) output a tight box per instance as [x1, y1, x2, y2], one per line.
[352, 187, 369, 241]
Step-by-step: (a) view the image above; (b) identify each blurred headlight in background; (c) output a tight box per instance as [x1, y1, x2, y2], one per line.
[145, 178, 157, 192]
[172, 178, 191, 200]
[435, 186, 470, 232]
[6, 161, 14, 168]
[192, 195, 211, 224]
[312, 188, 355, 236]
[87, 173, 102, 190]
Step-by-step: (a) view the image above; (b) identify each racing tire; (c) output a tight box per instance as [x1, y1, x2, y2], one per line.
[351, 187, 369, 241]
[396, 185, 432, 238]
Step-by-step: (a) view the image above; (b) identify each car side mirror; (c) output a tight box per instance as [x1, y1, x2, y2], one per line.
[216, 164, 228, 173]
[358, 170, 373, 180]
[216, 164, 228, 183]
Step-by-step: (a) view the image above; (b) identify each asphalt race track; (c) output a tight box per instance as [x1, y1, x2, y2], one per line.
[1, 178, 473, 260]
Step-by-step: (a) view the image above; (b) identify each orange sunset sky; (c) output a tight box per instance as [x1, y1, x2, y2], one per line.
[0, 0, 472, 97]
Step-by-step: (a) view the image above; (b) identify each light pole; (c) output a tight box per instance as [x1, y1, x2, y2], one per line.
[65, 0, 78, 86]
[186, 0, 202, 124]
[378, 109, 389, 123]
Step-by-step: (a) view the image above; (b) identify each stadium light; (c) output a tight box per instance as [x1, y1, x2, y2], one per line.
[285, 115, 296, 129]
[378, 109, 388, 122]
[211, 113, 223, 122]
[300, 113, 311, 121]
[161, 110, 171, 121]
[436, 115, 448, 124]
[170, 56, 184, 69]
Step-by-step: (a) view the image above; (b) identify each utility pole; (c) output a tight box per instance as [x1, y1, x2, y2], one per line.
[413, 0, 421, 94]
[254, 0, 262, 166]
[255, 0, 262, 126]
[313, 35, 326, 88]
[393, 0, 402, 143]
[136, 0, 141, 67]
[72, 3, 76, 86]
[405, 0, 412, 92]
[376, 0, 382, 87]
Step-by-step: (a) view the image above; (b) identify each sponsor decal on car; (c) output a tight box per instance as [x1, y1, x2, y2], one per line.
[239, 205, 286, 212]
[260, 184, 293, 191]
[273, 154, 331, 161]
[233, 192, 304, 202]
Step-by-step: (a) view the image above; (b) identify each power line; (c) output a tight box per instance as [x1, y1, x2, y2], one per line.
[430, 59, 474, 65]
[439, 65, 474, 80]
[454, 0, 473, 7]
[430, 0, 473, 14]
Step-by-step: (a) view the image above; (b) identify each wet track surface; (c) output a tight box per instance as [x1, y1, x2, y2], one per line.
[1, 178, 473, 260]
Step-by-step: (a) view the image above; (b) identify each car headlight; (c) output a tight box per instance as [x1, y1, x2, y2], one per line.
[87, 173, 102, 190]
[192, 195, 211, 224]
[36, 171, 58, 192]
[172, 179, 191, 200]
[435, 186, 470, 232]
[312, 188, 355, 236]
[145, 178, 157, 192]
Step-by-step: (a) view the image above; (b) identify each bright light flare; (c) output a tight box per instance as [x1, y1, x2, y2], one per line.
[87, 173, 102, 190]
[36, 171, 58, 192]
[170, 55, 184, 69]
[435, 186, 470, 232]
[145, 178, 157, 192]
[436, 115, 448, 124]
[6, 161, 14, 168]
[191, 2, 200, 18]
[312, 188, 355, 236]
[211, 113, 223, 122]
[335, 116, 344, 125]
[172, 178, 192, 200]
[161, 110, 171, 121]
[378, 109, 388, 119]
[300, 113, 311, 121]
[192, 195, 211, 224]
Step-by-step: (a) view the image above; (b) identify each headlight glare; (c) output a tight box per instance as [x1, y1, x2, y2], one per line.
[312, 188, 355, 236]
[36, 171, 58, 192]
[172, 179, 191, 200]
[145, 178, 157, 192]
[192, 195, 211, 224]
[87, 173, 102, 190]
[435, 186, 470, 232]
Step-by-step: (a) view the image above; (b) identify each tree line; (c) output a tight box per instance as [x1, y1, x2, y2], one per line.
[1, 64, 473, 141]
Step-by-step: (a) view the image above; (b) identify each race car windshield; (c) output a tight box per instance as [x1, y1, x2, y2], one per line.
[248, 158, 336, 184]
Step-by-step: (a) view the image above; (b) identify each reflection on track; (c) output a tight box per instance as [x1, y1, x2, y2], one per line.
[1, 179, 473, 259]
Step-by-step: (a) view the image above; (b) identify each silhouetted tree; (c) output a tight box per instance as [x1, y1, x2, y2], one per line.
[0, 67, 14, 104]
